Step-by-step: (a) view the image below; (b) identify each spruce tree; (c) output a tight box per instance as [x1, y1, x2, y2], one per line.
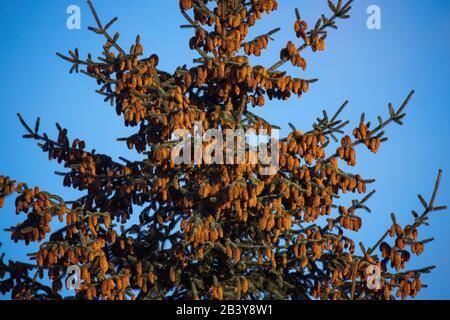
[0, 0, 445, 300]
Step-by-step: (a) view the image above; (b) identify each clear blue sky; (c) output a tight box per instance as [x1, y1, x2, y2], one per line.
[0, 1, 449, 299]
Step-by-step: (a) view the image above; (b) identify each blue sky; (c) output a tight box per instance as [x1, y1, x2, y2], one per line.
[0, 1, 449, 299]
